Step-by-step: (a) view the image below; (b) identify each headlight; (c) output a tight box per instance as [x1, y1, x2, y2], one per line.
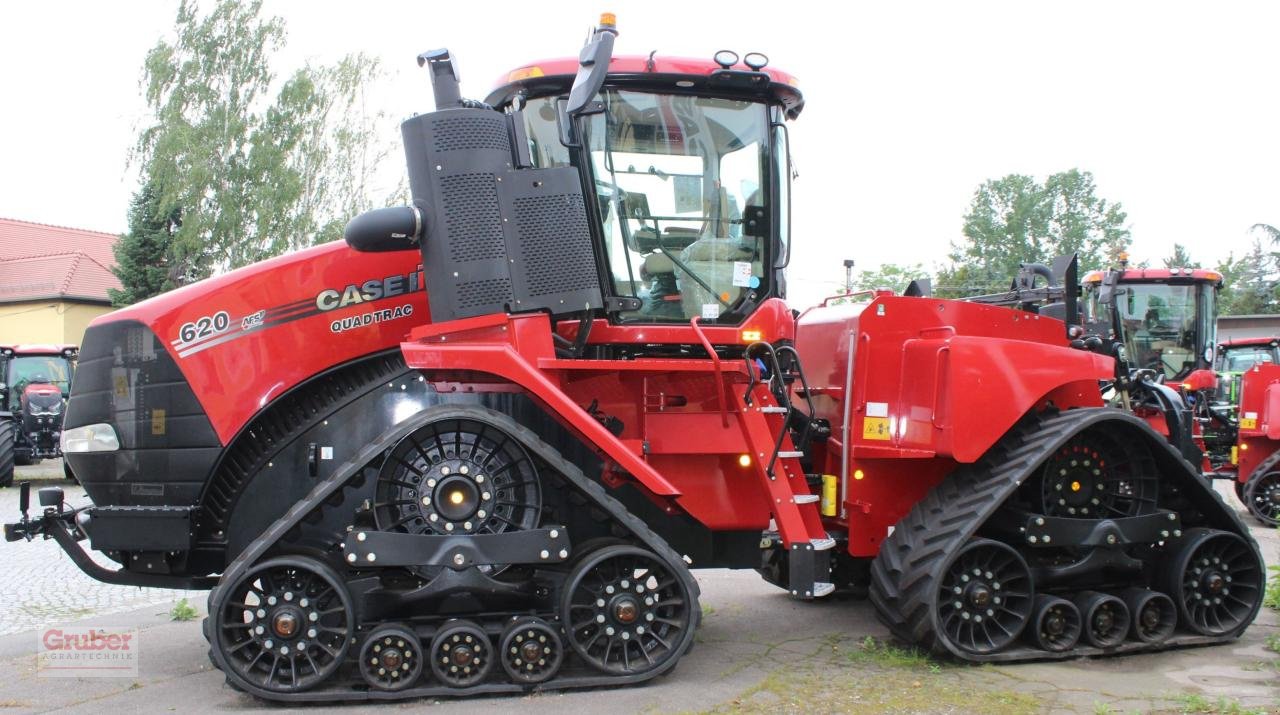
[61, 424, 120, 453]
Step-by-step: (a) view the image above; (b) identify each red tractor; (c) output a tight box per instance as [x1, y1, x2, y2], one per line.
[0, 344, 77, 486]
[4, 17, 1265, 701]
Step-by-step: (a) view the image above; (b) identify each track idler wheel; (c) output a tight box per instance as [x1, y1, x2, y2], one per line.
[1121, 588, 1176, 644]
[934, 539, 1034, 656]
[562, 544, 694, 675]
[359, 625, 422, 691]
[1162, 528, 1264, 636]
[499, 617, 564, 684]
[212, 556, 353, 693]
[430, 619, 493, 687]
[1073, 591, 1129, 648]
[1243, 469, 1280, 527]
[1025, 595, 1081, 652]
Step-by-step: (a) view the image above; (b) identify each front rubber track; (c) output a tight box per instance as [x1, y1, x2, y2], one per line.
[869, 407, 1265, 663]
[205, 404, 700, 702]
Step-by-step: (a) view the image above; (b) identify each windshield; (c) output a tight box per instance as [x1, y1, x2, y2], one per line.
[6, 355, 71, 409]
[1221, 346, 1278, 372]
[1088, 283, 1205, 380]
[523, 90, 772, 323]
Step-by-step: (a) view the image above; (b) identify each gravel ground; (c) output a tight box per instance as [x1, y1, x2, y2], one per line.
[0, 465, 1274, 713]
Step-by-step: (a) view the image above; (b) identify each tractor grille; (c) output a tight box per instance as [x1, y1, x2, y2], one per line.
[198, 351, 409, 540]
[441, 173, 505, 263]
[514, 193, 596, 298]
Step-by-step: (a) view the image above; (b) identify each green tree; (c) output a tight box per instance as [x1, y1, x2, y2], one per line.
[109, 184, 181, 306]
[940, 170, 1131, 297]
[131, 0, 392, 289]
[1163, 243, 1195, 269]
[854, 263, 930, 294]
[1218, 239, 1279, 315]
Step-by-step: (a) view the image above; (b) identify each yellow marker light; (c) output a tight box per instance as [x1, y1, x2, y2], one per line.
[449, 491, 465, 505]
[854, 469, 865, 480]
[506, 66, 545, 82]
[737, 454, 752, 468]
[1118, 251, 1129, 262]
[1070, 480, 1081, 492]
[741, 329, 763, 343]
[1241, 443, 1249, 450]
[599, 12, 617, 28]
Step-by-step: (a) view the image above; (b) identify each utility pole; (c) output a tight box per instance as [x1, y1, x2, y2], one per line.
[843, 259, 855, 293]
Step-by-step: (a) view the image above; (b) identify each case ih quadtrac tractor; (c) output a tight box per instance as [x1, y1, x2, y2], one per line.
[5, 17, 1266, 702]
[0, 344, 77, 486]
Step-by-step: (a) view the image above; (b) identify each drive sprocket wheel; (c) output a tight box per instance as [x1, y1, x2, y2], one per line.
[212, 556, 353, 693]
[1242, 469, 1280, 527]
[562, 544, 693, 675]
[934, 539, 1034, 655]
[359, 625, 422, 691]
[373, 418, 541, 540]
[1035, 429, 1158, 518]
[1162, 528, 1264, 636]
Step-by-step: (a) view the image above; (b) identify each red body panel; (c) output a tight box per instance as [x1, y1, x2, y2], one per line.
[88, 242, 426, 443]
[1235, 363, 1280, 482]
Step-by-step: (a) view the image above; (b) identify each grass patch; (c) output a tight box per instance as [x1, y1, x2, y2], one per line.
[701, 666, 1039, 715]
[846, 636, 939, 672]
[1265, 633, 1280, 655]
[1265, 564, 1279, 611]
[1175, 693, 1267, 715]
[169, 598, 198, 622]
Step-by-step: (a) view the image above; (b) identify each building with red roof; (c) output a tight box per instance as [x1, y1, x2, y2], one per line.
[0, 217, 121, 345]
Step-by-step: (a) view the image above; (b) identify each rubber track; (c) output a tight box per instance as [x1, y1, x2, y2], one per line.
[869, 407, 1266, 663]
[205, 404, 701, 702]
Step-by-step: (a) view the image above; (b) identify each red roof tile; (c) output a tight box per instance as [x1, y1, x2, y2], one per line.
[0, 218, 120, 303]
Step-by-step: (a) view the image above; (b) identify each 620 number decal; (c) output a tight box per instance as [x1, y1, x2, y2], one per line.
[178, 311, 231, 344]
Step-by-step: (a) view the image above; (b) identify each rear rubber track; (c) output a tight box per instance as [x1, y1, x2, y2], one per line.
[870, 407, 1265, 663]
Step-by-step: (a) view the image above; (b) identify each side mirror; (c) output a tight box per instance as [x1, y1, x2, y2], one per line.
[565, 19, 618, 117]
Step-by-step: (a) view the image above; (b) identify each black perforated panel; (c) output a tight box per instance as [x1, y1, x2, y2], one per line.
[441, 173, 504, 263]
[456, 277, 514, 311]
[430, 114, 510, 153]
[514, 194, 596, 298]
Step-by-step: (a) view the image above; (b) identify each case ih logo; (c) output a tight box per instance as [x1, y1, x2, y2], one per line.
[37, 627, 139, 678]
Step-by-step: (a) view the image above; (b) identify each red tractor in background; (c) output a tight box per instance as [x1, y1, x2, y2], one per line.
[0, 344, 77, 486]
[4, 16, 1265, 702]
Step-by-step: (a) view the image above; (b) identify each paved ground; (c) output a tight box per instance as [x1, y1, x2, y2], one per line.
[0, 467, 1275, 714]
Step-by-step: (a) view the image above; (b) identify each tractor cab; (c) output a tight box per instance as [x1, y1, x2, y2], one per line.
[485, 52, 801, 325]
[1082, 266, 1221, 382]
[0, 344, 77, 469]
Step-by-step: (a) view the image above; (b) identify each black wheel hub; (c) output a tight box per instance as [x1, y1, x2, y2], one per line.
[499, 617, 565, 684]
[1043, 611, 1065, 635]
[1036, 431, 1158, 518]
[563, 545, 693, 675]
[1168, 528, 1263, 636]
[1139, 604, 1160, 630]
[1247, 473, 1280, 525]
[936, 539, 1034, 655]
[373, 419, 541, 541]
[1092, 607, 1115, 635]
[430, 621, 492, 687]
[215, 557, 352, 694]
[358, 626, 422, 691]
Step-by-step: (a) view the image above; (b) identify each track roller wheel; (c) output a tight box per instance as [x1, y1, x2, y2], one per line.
[430, 620, 493, 687]
[1242, 470, 1280, 526]
[1073, 591, 1129, 648]
[1162, 528, 1263, 636]
[212, 556, 353, 693]
[1120, 588, 1176, 644]
[1025, 595, 1081, 652]
[499, 617, 564, 684]
[935, 539, 1034, 656]
[359, 625, 422, 691]
[562, 544, 694, 675]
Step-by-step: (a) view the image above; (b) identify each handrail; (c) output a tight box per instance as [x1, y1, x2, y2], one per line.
[690, 317, 729, 427]
[822, 289, 878, 307]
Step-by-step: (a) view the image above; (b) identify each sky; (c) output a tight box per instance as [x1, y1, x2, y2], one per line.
[2, 1, 1279, 309]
